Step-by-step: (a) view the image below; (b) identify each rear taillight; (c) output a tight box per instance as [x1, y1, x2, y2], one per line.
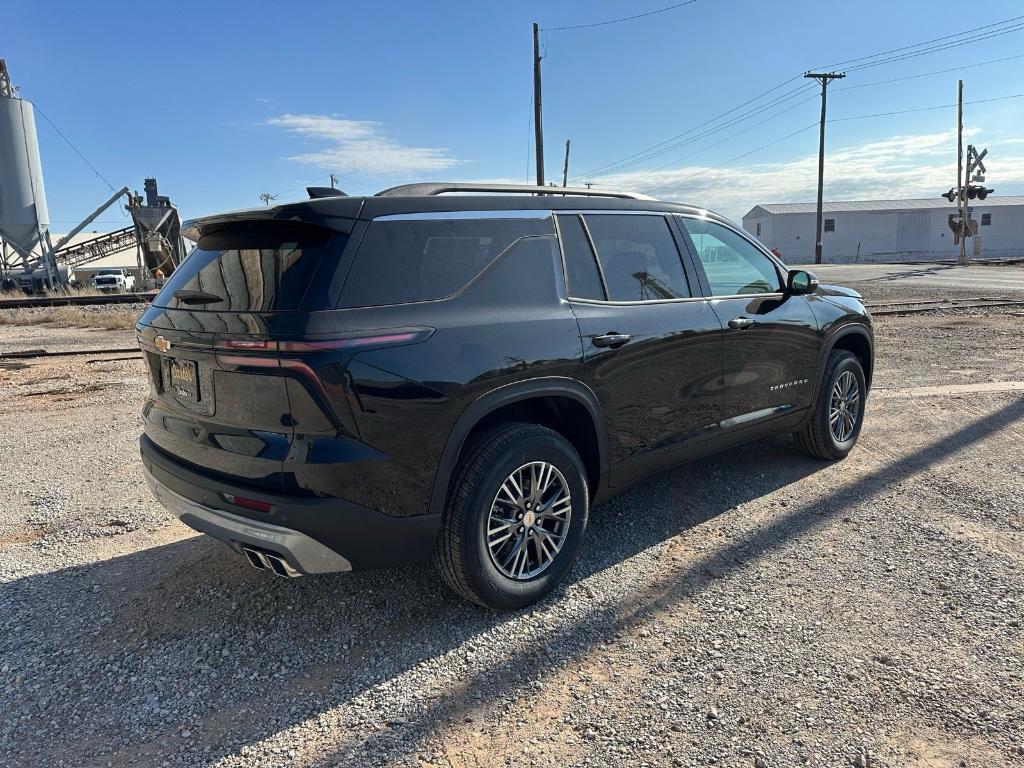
[279, 332, 419, 352]
[215, 327, 432, 354]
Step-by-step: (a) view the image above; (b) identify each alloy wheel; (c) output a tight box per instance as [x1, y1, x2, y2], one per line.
[486, 461, 572, 580]
[829, 370, 860, 443]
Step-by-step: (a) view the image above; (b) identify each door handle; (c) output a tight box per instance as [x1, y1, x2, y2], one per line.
[592, 332, 631, 349]
[728, 317, 754, 330]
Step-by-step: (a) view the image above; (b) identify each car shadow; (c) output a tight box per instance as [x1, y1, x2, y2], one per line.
[3, 398, 1021, 765]
[861, 263, 962, 282]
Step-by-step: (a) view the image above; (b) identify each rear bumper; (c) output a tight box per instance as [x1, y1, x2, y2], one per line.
[146, 471, 353, 574]
[140, 435, 441, 572]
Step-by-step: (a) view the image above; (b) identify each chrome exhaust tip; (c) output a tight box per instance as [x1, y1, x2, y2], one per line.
[240, 546, 300, 578]
[242, 547, 266, 570]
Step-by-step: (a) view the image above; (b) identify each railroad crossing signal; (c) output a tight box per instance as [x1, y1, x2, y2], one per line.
[967, 145, 987, 181]
[941, 144, 993, 203]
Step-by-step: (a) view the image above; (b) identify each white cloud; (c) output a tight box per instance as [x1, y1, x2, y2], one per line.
[267, 113, 458, 175]
[584, 129, 1024, 222]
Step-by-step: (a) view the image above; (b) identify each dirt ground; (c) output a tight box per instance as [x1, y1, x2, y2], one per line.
[0, 271, 1022, 767]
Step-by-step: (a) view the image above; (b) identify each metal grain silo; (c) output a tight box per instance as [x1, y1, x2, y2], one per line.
[0, 60, 49, 259]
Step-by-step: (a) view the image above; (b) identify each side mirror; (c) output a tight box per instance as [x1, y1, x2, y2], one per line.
[787, 269, 819, 295]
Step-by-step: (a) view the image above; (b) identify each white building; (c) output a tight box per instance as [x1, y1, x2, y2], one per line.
[742, 196, 1024, 264]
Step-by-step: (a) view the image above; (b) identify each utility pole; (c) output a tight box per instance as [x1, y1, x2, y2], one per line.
[533, 22, 545, 188]
[259, 192, 277, 206]
[562, 139, 570, 187]
[956, 80, 968, 266]
[804, 71, 845, 265]
[329, 173, 339, 189]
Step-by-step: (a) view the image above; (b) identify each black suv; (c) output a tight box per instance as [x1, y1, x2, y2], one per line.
[138, 183, 872, 609]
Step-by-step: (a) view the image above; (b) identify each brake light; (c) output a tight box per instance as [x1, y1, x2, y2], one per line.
[221, 339, 274, 350]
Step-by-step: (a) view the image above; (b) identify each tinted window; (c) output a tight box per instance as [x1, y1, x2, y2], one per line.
[683, 218, 781, 296]
[583, 214, 689, 301]
[340, 216, 553, 308]
[556, 214, 604, 300]
[156, 223, 340, 312]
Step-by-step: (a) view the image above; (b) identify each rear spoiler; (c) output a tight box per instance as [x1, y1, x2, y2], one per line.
[182, 199, 363, 241]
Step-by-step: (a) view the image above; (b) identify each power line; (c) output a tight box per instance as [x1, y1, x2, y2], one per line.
[833, 52, 1024, 91]
[816, 14, 1024, 70]
[576, 76, 807, 177]
[30, 101, 117, 193]
[828, 92, 1024, 122]
[277, 174, 328, 198]
[625, 91, 1024, 188]
[843, 22, 1024, 73]
[677, 93, 1024, 183]
[578, 82, 817, 178]
[586, 51, 1024, 180]
[574, 15, 1024, 181]
[672, 123, 820, 183]
[643, 93, 821, 174]
[545, 0, 698, 31]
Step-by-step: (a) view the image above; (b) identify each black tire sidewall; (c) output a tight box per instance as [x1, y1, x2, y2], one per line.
[819, 353, 866, 456]
[460, 433, 588, 610]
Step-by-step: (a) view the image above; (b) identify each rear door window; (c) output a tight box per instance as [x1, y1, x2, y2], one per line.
[339, 215, 554, 308]
[582, 214, 691, 301]
[556, 214, 605, 300]
[156, 222, 343, 312]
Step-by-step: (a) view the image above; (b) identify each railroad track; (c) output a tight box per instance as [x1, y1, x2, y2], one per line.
[0, 292, 156, 310]
[867, 296, 1024, 316]
[0, 347, 141, 360]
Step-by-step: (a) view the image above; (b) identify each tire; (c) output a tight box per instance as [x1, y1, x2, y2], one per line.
[794, 350, 866, 460]
[434, 422, 589, 610]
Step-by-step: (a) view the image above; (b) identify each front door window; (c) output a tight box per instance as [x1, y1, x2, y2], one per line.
[684, 219, 781, 296]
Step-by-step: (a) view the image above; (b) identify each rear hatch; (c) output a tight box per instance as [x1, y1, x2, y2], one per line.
[137, 219, 350, 491]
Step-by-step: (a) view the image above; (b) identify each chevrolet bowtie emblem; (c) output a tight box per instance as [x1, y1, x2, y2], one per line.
[154, 336, 171, 353]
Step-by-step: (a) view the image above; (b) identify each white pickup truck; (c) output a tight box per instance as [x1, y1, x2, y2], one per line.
[91, 268, 136, 292]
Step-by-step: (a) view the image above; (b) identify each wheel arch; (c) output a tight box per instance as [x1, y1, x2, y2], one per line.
[428, 377, 608, 517]
[827, 324, 873, 390]
[809, 323, 874, 411]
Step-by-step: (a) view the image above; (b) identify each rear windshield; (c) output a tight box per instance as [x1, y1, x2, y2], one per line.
[156, 222, 344, 312]
[339, 216, 554, 308]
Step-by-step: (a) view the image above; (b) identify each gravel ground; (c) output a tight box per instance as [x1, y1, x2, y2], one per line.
[0, 273, 1022, 767]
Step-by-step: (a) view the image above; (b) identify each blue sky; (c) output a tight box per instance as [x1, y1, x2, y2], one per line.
[7, 0, 1024, 226]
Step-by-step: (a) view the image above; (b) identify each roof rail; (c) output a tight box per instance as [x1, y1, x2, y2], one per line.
[374, 182, 655, 200]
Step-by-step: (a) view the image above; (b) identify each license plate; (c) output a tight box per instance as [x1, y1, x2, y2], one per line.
[168, 358, 199, 401]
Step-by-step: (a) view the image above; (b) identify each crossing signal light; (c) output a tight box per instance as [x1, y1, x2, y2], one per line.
[942, 186, 994, 202]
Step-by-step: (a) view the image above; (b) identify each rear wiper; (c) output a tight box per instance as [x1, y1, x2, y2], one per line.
[173, 289, 222, 305]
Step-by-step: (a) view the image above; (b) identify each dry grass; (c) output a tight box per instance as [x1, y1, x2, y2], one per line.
[0, 306, 140, 331]
[1, 285, 109, 299]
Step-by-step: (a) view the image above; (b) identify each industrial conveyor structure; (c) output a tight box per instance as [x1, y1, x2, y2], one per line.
[0, 59, 186, 291]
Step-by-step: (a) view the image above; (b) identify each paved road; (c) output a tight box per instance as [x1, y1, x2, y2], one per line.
[791, 262, 1024, 294]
